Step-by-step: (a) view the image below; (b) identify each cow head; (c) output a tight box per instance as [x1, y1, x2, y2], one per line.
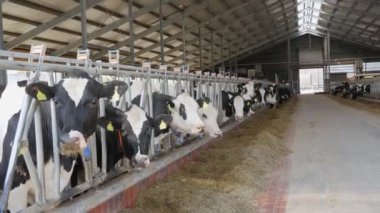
[98, 106, 139, 166]
[197, 98, 222, 138]
[25, 71, 128, 155]
[124, 104, 172, 168]
[167, 93, 205, 135]
[229, 93, 244, 120]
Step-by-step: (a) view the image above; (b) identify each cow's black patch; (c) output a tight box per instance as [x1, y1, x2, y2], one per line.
[179, 103, 187, 120]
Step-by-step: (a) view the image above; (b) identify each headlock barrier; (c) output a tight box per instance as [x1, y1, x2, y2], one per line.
[0, 45, 279, 212]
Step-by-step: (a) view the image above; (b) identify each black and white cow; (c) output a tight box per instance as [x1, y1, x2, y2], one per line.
[96, 104, 172, 171]
[221, 91, 245, 122]
[0, 70, 127, 212]
[196, 98, 222, 137]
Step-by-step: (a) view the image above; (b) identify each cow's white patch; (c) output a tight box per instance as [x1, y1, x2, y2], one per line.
[233, 96, 244, 120]
[243, 81, 255, 97]
[125, 105, 147, 137]
[135, 150, 150, 167]
[44, 158, 76, 200]
[259, 88, 266, 105]
[7, 179, 32, 212]
[62, 78, 89, 107]
[0, 72, 30, 163]
[170, 93, 205, 135]
[198, 102, 222, 137]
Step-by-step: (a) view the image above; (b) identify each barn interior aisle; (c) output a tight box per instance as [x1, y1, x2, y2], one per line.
[285, 95, 380, 213]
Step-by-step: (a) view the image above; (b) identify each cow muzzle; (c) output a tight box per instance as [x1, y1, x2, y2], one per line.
[59, 130, 87, 156]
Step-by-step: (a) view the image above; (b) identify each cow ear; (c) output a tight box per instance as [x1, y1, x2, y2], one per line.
[150, 114, 172, 131]
[204, 97, 211, 104]
[17, 80, 28, 88]
[25, 82, 55, 101]
[101, 81, 128, 99]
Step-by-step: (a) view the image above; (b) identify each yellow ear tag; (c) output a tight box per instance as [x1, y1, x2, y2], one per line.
[36, 89, 47, 101]
[203, 102, 209, 109]
[112, 86, 120, 102]
[159, 120, 167, 130]
[106, 122, 114, 132]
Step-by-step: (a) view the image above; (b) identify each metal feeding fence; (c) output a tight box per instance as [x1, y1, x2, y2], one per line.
[0, 45, 274, 212]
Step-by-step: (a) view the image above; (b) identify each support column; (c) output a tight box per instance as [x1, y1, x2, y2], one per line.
[287, 39, 293, 92]
[128, 0, 135, 65]
[324, 31, 331, 92]
[182, 11, 186, 64]
[199, 27, 202, 70]
[229, 45, 232, 77]
[211, 32, 214, 72]
[159, 0, 164, 64]
[0, 1, 6, 97]
[80, 0, 88, 50]
[220, 34, 224, 69]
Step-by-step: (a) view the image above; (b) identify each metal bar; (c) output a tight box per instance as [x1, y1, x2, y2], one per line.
[211, 32, 214, 72]
[220, 34, 224, 68]
[53, 0, 173, 56]
[0, 94, 32, 210]
[0, 1, 6, 95]
[128, 0, 135, 65]
[48, 72, 60, 199]
[159, 0, 165, 64]
[80, 0, 88, 50]
[287, 39, 292, 91]
[182, 11, 186, 64]
[199, 27, 202, 70]
[4, 0, 103, 49]
[34, 105, 46, 203]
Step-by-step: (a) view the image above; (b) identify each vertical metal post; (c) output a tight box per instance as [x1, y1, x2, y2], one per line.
[326, 31, 330, 91]
[129, 0, 135, 65]
[80, 0, 88, 50]
[0, 2, 7, 96]
[182, 11, 186, 64]
[159, 0, 165, 64]
[48, 72, 60, 198]
[229, 45, 232, 77]
[220, 34, 224, 69]
[199, 27, 202, 70]
[34, 105, 46, 203]
[235, 57, 238, 77]
[211, 32, 214, 72]
[287, 39, 293, 91]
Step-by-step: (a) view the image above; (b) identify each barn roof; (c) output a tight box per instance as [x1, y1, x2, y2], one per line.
[1, 0, 379, 69]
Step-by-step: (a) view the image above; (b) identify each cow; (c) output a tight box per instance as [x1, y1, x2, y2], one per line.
[132, 92, 205, 148]
[0, 70, 127, 212]
[95, 104, 172, 171]
[196, 98, 222, 137]
[221, 91, 245, 122]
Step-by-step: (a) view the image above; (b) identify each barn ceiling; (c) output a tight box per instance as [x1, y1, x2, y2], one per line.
[1, 0, 380, 70]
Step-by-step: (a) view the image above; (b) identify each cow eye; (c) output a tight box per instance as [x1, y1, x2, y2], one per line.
[89, 99, 98, 107]
[202, 114, 207, 119]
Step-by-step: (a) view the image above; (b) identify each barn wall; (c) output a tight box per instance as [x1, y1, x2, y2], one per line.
[235, 34, 380, 82]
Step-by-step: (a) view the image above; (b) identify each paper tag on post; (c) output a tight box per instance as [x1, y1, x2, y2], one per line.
[142, 62, 151, 69]
[174, 67, 181, 72]
[195, 70, 202, 75]
[159, 65, 167, 71]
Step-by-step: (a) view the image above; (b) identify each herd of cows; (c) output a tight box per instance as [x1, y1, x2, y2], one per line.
[330, 81, 371, 100]
[0, 70, 291, 212]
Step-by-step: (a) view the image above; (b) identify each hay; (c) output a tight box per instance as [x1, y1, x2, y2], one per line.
[327, 95, 380, 115]
[121, 97, 297, 213]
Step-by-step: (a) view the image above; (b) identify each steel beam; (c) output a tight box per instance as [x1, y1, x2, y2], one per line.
[0, 1, 6, 96]
[128, 0, 135, 65]
[52, 0, 172, 56]
[80, 0, 88, 50]
[92, 0, 208, 59]
[159, 0, 164, 64]
[5, 0, 102, 49]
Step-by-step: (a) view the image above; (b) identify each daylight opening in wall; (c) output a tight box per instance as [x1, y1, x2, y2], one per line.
[299, 68, 324, 94]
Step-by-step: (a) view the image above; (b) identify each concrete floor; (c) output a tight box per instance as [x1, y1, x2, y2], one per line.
[286, 95, 380, 213]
